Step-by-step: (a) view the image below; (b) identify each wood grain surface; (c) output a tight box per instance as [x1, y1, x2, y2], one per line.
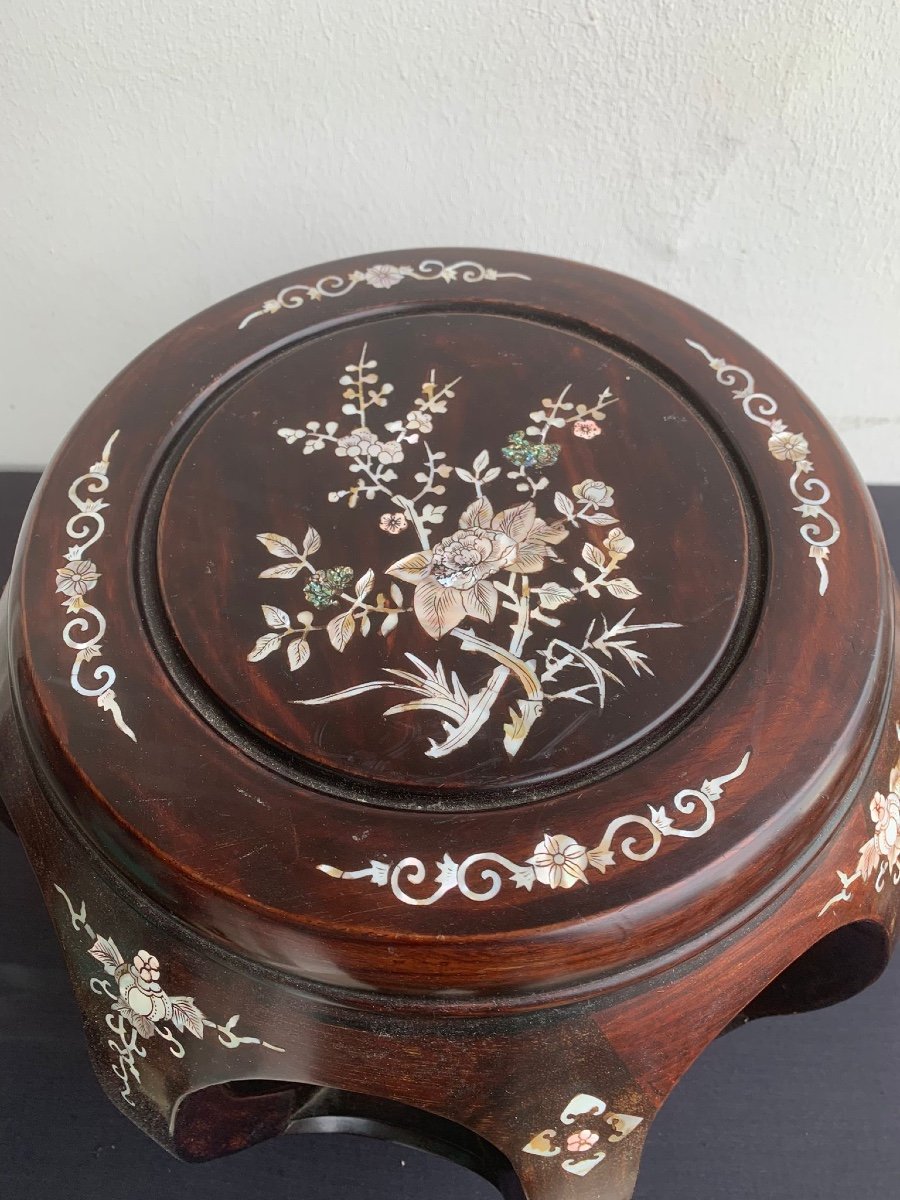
[1, 250, 897, 1200]
[2, 475, 899, 1200]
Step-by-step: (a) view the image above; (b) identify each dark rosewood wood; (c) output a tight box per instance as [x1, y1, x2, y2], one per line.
[1, 248, 897, 1199]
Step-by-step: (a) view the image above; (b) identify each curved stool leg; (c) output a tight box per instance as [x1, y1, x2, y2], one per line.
[169, 1016, 655, 1200]
[728, 918, 890, 1028]
[434, 1023, 652, 1200]
[33, 851, 653, 1197]
[285, 1008, 659, 1200]
[32, 816, 900, 1200]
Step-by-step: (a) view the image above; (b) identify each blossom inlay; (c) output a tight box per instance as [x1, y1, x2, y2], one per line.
[248, 345, 679, 760]
[54, 886, 284, 1106]
[523, 1091, 644, 1181]
[820, 725, 900, 915]
[685, 339, 840, 595]
[318, 752, 751, 905]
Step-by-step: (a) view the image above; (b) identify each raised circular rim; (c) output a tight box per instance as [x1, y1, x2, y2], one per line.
[143, 304, 763, 810]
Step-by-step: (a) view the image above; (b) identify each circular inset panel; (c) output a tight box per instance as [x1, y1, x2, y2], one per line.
[157, 310, 751, 797]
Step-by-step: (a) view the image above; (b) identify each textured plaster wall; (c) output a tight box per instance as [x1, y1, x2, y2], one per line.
[1, 0, 898, 477]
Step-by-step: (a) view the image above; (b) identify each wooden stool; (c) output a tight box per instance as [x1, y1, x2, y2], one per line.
[1, 249, 897, 1199]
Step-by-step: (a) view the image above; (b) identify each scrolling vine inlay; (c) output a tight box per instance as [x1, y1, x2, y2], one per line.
[820, 724, 900, 916]
[54, 431, 135, 741]
[685, 339, 840, 594]
[318, 751, 751, 905]
[247, 344, 681, 759]
[55, 886, 284, 1107]
[237, 258, 531, 329]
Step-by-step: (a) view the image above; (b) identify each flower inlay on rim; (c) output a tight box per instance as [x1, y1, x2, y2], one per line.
[686, 339, 840, 595]
[318, 751, 751, 905]
[55, 431, 135, 741]
[529, 834, 590, 890]
[238, 257, 532, 329]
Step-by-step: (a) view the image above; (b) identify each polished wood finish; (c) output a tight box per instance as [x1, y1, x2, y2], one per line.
[1, 248, 898, 1199]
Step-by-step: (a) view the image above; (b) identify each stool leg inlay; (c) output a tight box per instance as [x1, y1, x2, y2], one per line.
[53, 885, 285, 1106]
[521, 1092, 645, 1181]
[820, 723, 900, 916]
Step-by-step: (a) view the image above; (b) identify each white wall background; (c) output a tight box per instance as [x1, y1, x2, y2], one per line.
[2, 0, 898, 477]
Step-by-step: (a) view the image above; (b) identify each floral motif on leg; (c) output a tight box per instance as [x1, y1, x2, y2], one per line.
[820, 724, 900, 916]
[54, 886, 284, 1106]
[523, 1091, 643, 1182]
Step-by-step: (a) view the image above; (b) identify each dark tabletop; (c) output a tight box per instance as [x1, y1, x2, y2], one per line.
[2, 470, 898, 1199]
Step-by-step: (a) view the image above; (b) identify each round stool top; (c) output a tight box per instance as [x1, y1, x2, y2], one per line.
[10, 248, 893, 1000]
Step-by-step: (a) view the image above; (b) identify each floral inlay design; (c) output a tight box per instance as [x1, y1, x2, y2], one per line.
[523, 1092, 644, 1178]
[55, 431, 135, 741]
[820, 724, 900, 917]
[248, 344, 680, 760]
[318, 752, 750, 905]
[238, 258, 530, 329]
[54, 886, 284, 1106]
[686, 339, 840, 595]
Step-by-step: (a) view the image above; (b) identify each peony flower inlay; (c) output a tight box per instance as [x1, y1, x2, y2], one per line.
[573, 479, 614, 507]
[386, 498, 567, 640]
[248, 345, 680, 759]
[873, 785, 900, 871]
